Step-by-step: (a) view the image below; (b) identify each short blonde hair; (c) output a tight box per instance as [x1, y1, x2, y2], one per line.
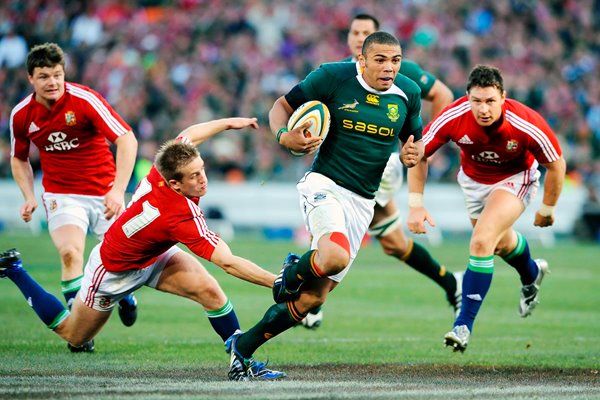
[155, 140, 200, 182]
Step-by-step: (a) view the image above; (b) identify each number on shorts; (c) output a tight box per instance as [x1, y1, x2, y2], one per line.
[122, 201, 160, 237]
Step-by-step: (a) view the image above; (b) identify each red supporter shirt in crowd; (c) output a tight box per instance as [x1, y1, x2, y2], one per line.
[423, 97, 562, 184]
[100, 165, 219, 272]
[9, 82, 131, 196]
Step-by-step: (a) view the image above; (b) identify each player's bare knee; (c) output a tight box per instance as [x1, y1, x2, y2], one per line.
[469, 235, 495, 255]
[190, 280, 225, 306]
[318, 249, 349, 275]
[318, 232, 350, 274]
[57, 245, 82, 268]
[202, 284, 225, 304]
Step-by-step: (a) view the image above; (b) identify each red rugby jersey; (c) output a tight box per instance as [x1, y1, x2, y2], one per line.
[100, 166, 219, 272]
[422, 96, 562, 184]
[10, 82, 131, 195]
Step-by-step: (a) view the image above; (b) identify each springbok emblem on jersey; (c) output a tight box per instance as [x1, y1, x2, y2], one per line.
[387, 104, 400, 122]
[339, 99, 359, 111]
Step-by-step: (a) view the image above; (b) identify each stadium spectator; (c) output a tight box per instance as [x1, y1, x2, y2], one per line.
[0, 26, 28, 69]
[301, 13, 460, 330]
[224, 31, 424, 381]
[9, 43, 139, 343]
[0, 116, 285, 379]
[70, 4, 104, 47]
[406, 64, 566, 353]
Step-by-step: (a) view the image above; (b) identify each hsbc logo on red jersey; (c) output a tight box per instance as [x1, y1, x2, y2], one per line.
[473, 151, 502, 164]
[45, 131, 80, 151]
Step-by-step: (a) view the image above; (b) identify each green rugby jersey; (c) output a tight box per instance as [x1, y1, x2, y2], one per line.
[287, 62, 422, 198]
[340, 56, 437, 99]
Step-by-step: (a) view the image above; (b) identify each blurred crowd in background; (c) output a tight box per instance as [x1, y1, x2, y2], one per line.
[1, 0, 599, 212]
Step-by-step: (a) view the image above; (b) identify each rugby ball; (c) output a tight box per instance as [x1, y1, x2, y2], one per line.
[286, 100, 330, 156]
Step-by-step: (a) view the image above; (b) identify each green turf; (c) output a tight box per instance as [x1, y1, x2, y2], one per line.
[0, 233, 598, 399]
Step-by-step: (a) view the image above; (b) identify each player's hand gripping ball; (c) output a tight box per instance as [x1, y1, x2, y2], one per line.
[287, 100, 330, 156]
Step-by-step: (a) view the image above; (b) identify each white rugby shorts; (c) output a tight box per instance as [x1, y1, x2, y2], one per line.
[42, 192, 117, 239]
[79, 243, 181, 311]
[374, 153, 404, 207]
[457, 165, 540, 219]
[297, 172, 374, 282]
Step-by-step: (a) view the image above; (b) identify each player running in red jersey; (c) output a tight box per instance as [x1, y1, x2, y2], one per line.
[407, 64, 566, 352]
[9, 43, 139, 333]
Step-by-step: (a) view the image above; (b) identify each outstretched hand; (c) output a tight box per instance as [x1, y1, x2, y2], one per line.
[228, 117, 259, 130]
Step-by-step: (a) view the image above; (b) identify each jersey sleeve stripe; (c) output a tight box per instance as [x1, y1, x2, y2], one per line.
[9, 95, 33, 157]
[506, 111, 560, 161]
[67, 84, 129, 136]
[186, 199, 220, 246]
[423, 101, 470, 145]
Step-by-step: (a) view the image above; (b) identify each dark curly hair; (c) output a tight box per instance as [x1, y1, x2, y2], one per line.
[26, 42, 65, 76]
[467, 64, 504, 93]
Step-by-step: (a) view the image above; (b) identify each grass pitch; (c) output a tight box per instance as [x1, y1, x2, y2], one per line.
[0, 233, 598, 399]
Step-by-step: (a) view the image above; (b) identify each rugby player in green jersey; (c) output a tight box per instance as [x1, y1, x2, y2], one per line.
[301, 14, 461, 329]
[224, 31, 423, 381]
